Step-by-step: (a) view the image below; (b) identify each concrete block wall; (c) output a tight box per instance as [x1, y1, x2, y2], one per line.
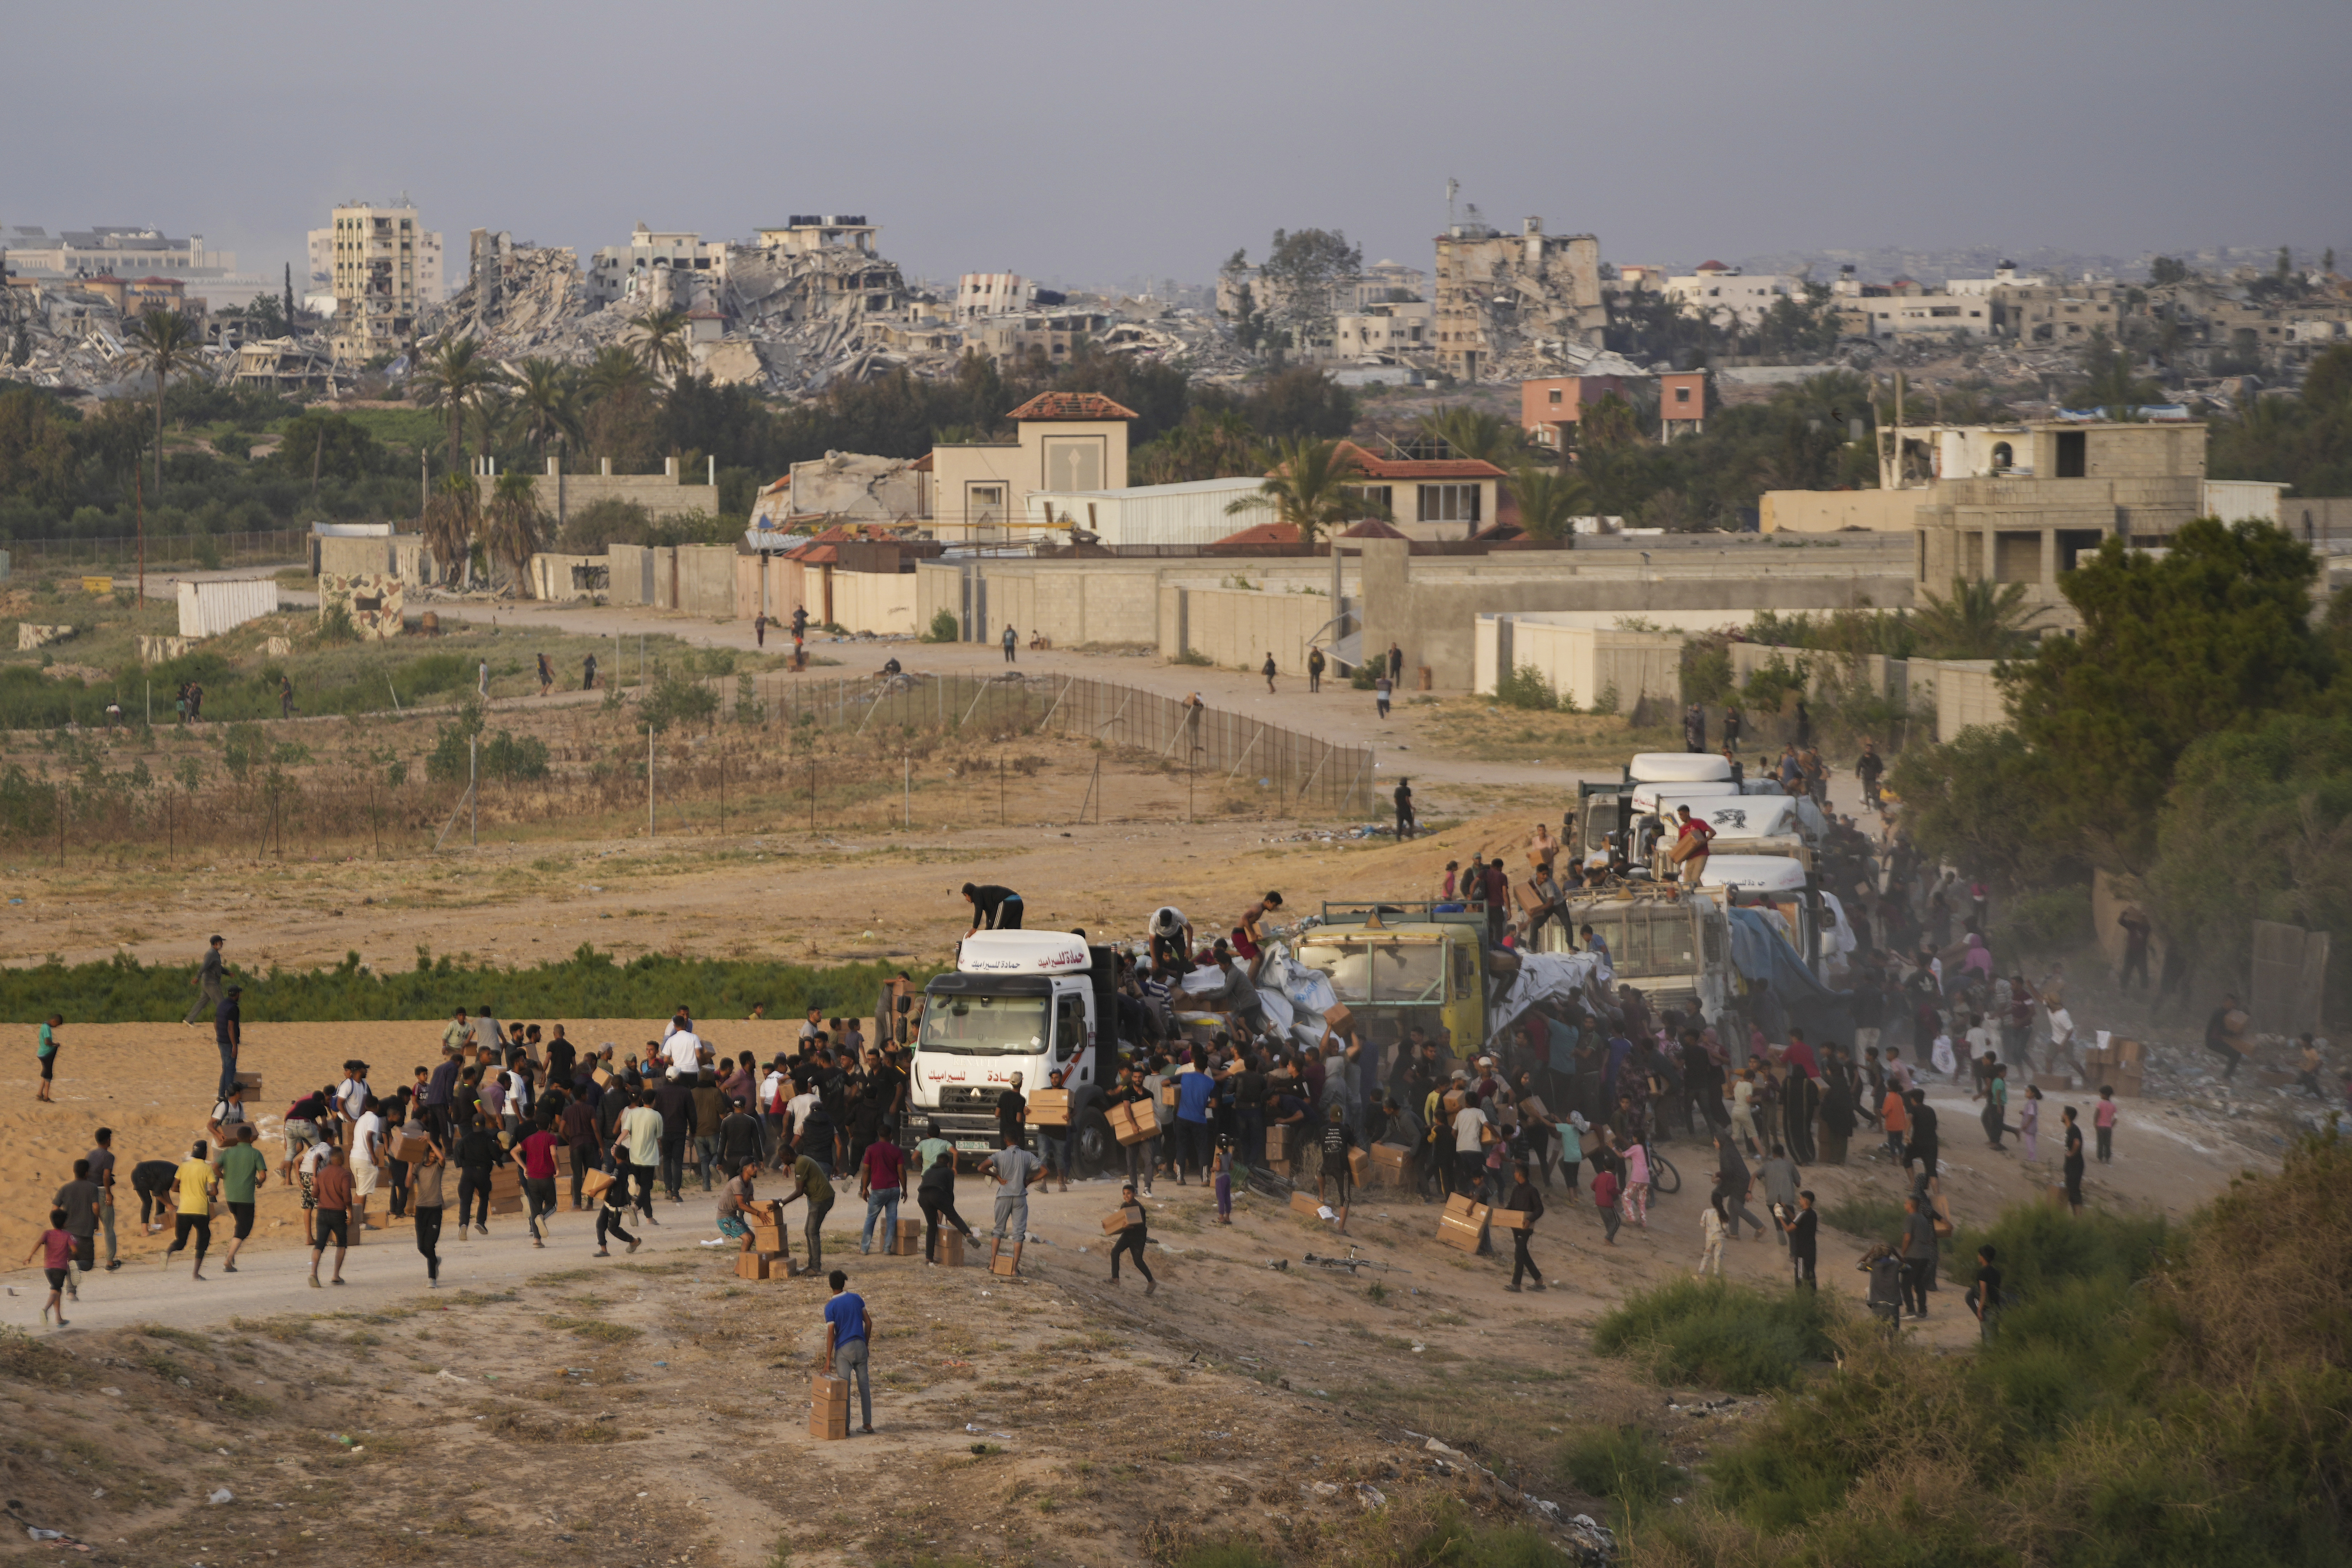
[1908, 658, 2006, 739]
[1160, 586, 1329, 673]
[831, 571, 921, 636]
[1474, 619, 1683, 710]
[1761, 488, 1923, 534]
[472, 463, 719, 523]
[606, 544, 738, 616]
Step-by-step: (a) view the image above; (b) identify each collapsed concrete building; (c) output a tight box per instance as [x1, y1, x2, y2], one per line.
[1433, 212, 1606, 384]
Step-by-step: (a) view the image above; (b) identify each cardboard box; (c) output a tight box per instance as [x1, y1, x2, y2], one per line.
[1111, 1099, 1159, 1145]
[735, 1250, 770, 1280]
[809, 1406, 849, 1440]
[747, 1224, 785, 1255]
[1264, 1128, 1286, 1162]
[938, 1229, 964, 1267]
[1026, 1089, 1070, 1128]
[1436, 1214, 1484, 1252]
[1159, 1082, 1180, 1108]
[1517, 1095, 1549, 1122]
[1347, 1147, 1370, 1184]
[1514, 881, 1546, 913]
[387, 1129, 432, 1164]
[488, 1195, 524, 1215]
[1265, 1158, 1291, 1177]
[990, 1252, 1019, 1277]
[813, 1374, 850, 1408]
[592, 1066, 613, 1087]
[1491, 1208, 1531, 1231]
[1102, 1209, 1132, 1234]
[1324, 1004, 1354, 1036]
[1289, 1189, 1325, 1219]
[581, 1168, 617, 1201]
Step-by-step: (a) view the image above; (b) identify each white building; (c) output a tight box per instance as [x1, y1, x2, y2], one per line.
[1665, 262, 1798, 327]
[1023, 476, 1266, 547]
[307, 209, 443, 303]
[320, 200, 439, 361]
[588, 223, 729, 306]
[1945, 263, 2046, 297]
[957, 272, 1035, 319]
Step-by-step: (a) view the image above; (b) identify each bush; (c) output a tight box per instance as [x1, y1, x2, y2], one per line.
[639, 667, 720, 734]
[481, 729, 550, 783]
[1554, 1423, 1681, 1509]
[1591, 1277, 1838, 1392]
[921, 609, 961, 644]
[1170, 647, 1214, 667]
[1494, 663, 1562, 711]
[1993, 883, 2096, 960]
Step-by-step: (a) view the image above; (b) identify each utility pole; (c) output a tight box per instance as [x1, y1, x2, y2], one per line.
[469, 733, 477, 847]
[135, 467, 146, 606]
[647, 728, 656, 838]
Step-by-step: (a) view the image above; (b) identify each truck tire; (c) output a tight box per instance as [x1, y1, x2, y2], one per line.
[1074, 1107, 1117, 1178]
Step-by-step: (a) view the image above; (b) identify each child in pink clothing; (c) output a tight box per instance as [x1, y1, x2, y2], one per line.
[1621, 1142, 1651, 1228]
[22, 1208, 73, 1328]
[2093, 1087, 2118, 1163]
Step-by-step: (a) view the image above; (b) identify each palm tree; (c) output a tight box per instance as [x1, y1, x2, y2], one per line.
[1419, 404, 1521, 464]
[1508, 464, 1589, 544]
[635, 309, 692, 385]
[420, 472, 477, 588]
[127, 309, 198, 502]
[481, 470, 545, 595]
[1223, 437, 1385, 546]
[584, 344, 651, 404]
[415, 336, 494, 477]
[507, 358, 584, 475]
[1913, 576, 2044, 658]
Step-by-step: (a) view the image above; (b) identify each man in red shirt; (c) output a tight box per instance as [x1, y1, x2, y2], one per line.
[859, 1134, 907, 1254]
[1673, 805, 1716, 886]
[514, 1113, 563, 1247]
[309, 1147, 354, 1288]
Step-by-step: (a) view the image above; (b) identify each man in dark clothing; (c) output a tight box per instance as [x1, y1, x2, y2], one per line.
[718, 1097, 766, 1173]
[1966, 1244, 2003, 1342]
[1782, 1188, 1819, 1289]
[1905, 1088, 1939, 1181]
[561, 1095, 600, 1208]
[1393, 780, 1415, 841]
[1503, 1160, 1546, 1291]
[212, 986, 243, 1100]
[2203, 996, 2246, 1080]
[455, 1116, 509, 1235]
[962, 883, 1024, 933]
[995, 1075, 1028, 1151]
[654, 1077, 696, 1201]
[184, 934, 227, 1026]
[1899, 1194, 1937, 1318]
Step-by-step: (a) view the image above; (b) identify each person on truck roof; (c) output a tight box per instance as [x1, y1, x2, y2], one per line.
[1233, 892, 1282, 959]
[961, 883, 1024, 933]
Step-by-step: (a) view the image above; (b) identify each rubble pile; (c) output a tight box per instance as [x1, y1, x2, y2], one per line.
[0, 281, 239, 396]
[415, 243, 635, 363]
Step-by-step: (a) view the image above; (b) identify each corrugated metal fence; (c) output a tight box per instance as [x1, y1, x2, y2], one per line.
[763, 671, 1375, 817]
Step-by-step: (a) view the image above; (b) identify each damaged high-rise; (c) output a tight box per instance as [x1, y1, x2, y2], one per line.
[325, 200, 435, 364]
[1433, 211, 1605, 382]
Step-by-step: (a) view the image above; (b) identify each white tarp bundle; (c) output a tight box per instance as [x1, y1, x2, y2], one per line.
[1483, 950, 1613, 1050]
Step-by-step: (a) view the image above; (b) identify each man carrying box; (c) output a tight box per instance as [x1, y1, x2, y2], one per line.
[987, 1129, 1045, 1276]
[821, 1270, 875, 1435]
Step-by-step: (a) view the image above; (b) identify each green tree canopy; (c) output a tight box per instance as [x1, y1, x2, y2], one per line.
[2003, 518, 2333, 868]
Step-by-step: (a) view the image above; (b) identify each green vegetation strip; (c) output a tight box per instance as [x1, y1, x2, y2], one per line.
[0, 943, 937, 1025]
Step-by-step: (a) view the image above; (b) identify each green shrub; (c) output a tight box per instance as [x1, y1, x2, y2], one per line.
[1494, 663, 1562, 711]
[1993, 882, 2096, 959]
[1554, 1423, 1681, 1508]
[481, 730, 550, 783]
[921, 609, 961, 643]
[1591, 1276, 1838, 1392]
[1816, 1191, 1908, 1242]
[639, 667, 719, 733]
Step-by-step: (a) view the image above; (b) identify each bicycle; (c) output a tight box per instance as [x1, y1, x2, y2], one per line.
[1642, 1139, 1680, 1196]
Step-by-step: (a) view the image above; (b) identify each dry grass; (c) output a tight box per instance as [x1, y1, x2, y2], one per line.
[1405, 698, 1677, 766]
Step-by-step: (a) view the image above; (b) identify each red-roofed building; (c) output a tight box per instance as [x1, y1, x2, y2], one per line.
[924, 387, 1138, 542]
[1326, 439, 1505, 539]
[1002, 391, 1138, 423]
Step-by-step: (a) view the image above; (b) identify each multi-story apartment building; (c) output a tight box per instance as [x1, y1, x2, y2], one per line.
[1431, 214, 1603, 383]
[322, 201, 435, 362]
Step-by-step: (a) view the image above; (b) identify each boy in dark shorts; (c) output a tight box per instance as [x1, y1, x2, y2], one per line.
[26, 1208, 73, 1327]
[1316, 1106, 1356, 1235]
[35, 1014, 61, 1101]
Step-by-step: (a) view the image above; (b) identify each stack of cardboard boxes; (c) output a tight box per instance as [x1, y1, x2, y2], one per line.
[486, 1161, 523, 1217]
[1109, 1096, 1159, 1148]
[1437, 1193, 1490, 1252]
[1368, 1142, 1410, 1188]
[810, 1374, 850, 1440]
[2084, 1036, 2143, 1097]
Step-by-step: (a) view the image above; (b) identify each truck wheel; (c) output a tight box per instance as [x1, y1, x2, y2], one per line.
[1074, 1109, 1116, 1177]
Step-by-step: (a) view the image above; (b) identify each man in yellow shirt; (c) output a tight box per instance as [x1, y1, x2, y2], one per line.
[162, 1140, 219, 1281]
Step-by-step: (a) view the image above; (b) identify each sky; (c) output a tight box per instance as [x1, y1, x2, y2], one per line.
[5, 0, 2347, 295]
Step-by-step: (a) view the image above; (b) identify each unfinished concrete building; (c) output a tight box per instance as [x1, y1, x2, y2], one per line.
[325, 201, 434, 363]
[1433, 213, 1605, 383]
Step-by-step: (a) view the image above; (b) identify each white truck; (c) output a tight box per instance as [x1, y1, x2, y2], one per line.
[902, 930, 1122, 1171]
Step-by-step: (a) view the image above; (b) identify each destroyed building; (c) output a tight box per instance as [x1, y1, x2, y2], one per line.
[1432, 211, 1606, 383]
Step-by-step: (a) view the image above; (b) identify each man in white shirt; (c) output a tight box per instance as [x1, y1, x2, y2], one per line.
[1452, 1099, 1490, 1201]
[297, 1139, 331, 1248]
[2045, 1003, 2076, 1076]
[615, 1093, 664, 1222]
[662, 1007, 694, 1042]
[799, 1005, 823, 1044]
[348, 1096, 384, 1236]
[336, 1061, 372, 1125]
[663, 1026, 704, 1081]
[785, 1086, 822, 1144]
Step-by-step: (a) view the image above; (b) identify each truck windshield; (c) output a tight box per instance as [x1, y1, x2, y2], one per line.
[1578, 909, 1697, 979]
[1583, 799, 1617, 856]
[918, 994, 1049, 1055]
[1296, 939, 1448, 1005]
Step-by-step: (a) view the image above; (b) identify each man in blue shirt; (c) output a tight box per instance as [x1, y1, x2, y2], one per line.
[1175, 1055, 1216, 1184]
[822, 1270, 874, 1434]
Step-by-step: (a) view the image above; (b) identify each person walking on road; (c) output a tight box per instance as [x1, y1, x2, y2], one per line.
[33, 1012, 62, 1102]
[217, 1125, 267, 1274]
[1002, 623, 1018, 663]
[410, 1134, 447, 1286]
[27, 1209, 75, 1328]
[536, 653, 553, 697]
[1108, 1180, 1155, 1294]
[164, 1140, 218, 1281]
[1262, 652, 1277, 694]
[88, 1128, 119, 1270]
[986, 1130, 1043, 1275]
[184, 934, 227, 1028]
[1307, 646, 1324, 693]
[309, 1145, 353, 1287]
[1504, 1159, 1546, 1293]
[821, 1270, 876, 1434]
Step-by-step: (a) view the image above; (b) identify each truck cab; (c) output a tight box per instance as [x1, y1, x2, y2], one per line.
[906, 931, 1118, 1170]
[1296, 902, 1493, 1061]
[1698, 854, 1829, 975]
[1537, 886, 1734, 1028]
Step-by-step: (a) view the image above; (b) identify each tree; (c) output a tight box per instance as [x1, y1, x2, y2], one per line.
[1579, 391, 1647, 454]
[415, 336, 494, 478]
[2148, 712, 2352, 998]
[481, 470, 545, 594]
[1420, 405, 1522, 464]
[1224, 436, 1384, 546]
[420, 471, 477, 587]
[1911, 577, 2043, 658]
[2149, 256, 2190, 287]
[126, 308, 198, 504]
[2068, 328, 2161, 416]
[2003, 519, 2334, 869]
[507, 357, 583, 466]
[1886, 725, 2064, 894]
[1258, 228, 1361, 346]
[1133, 406, 1264, 485]
[635, 309, 692, 386]
[1508, 464, 1588, 544]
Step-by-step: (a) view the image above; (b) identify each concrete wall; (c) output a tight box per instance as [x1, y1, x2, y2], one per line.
[1473, 618, 1683, 710]
[473, 461, 719, 524]
[1909, 658, 2006, 739]
[1158, 586, 1330, 673]
[1762, 488, 1921, 534]
[830, 570, 921, 637]
[318, 533, 428, 581]
[1355, 539, 1915, 691]
[606, 543, 737, 617]
[528, 552, 608, 601]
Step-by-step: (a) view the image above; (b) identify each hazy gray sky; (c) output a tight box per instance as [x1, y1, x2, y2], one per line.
[7, 0, 2346, 291]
